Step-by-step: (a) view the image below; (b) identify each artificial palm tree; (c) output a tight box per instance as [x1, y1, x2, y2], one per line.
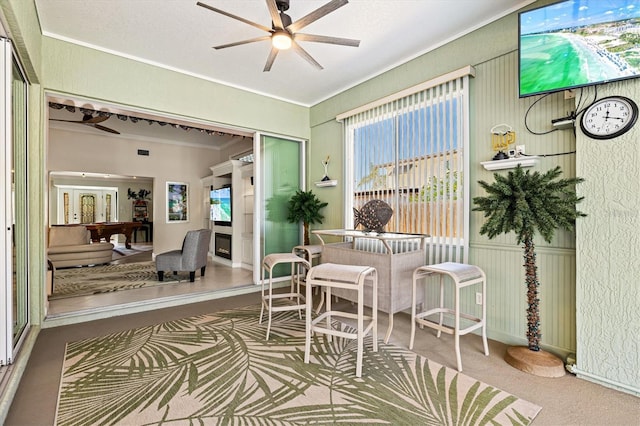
[287, 189, 328, 245]
[473, 165, 584, 374]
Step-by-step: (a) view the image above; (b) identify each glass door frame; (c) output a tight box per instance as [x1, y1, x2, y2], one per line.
[0, 37, 11, 367]
[252, 132, 306, 284]
[0, 36, 29, 367]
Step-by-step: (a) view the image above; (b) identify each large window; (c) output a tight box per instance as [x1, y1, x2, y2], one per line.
[341, 67, 473, 263]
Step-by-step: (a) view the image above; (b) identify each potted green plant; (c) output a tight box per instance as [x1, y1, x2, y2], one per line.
[473, 165, 585, 376]
[287, 189, 328, 245]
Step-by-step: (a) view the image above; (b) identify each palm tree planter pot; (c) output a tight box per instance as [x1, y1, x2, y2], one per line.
[504, 346, 566, 378]
[473, 165, 585, 378]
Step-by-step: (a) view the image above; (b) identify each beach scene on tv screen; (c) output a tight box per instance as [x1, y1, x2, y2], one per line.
[520, 1, 640, 96]
[210, 189, 231, 222]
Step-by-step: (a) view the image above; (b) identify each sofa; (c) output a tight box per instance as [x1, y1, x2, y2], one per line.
[47, 225, 114, 268]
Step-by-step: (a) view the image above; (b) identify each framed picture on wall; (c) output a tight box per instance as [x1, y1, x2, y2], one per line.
[166, 182, 189, 223]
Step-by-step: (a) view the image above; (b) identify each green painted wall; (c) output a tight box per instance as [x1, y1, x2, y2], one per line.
[41, 37, 309, 139]
[309, 1, 578, 357]
[0, 0, 41, 82]
[310, 0, 638, 394]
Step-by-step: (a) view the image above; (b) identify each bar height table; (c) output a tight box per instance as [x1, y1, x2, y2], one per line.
[312, 229, 428, 343]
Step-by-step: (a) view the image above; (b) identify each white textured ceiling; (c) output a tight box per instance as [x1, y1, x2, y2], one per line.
[35, 0, 535, 107]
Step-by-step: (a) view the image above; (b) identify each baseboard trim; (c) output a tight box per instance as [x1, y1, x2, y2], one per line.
[572, 367, 640, 396]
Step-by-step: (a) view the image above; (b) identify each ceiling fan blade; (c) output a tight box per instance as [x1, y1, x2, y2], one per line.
[93, 124, 121, 135]
[83, 115, 109, 124]
[287, 0, 348, 33]
[266, 0, 284, 29]
[263, 46, 279, 72]
[50, 115, 108, 124]
[197, 1, 272, 33]
[294, 33, 359, 47]
[50, 118, 83, 124]
[213, 36, 271, 50]
[291, 41, 323, 70]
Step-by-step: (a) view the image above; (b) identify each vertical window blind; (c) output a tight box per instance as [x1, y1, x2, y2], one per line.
[339, 66, 473, 264]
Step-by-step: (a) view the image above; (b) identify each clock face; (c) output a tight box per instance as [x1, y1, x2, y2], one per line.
[580, 96, 638, 139]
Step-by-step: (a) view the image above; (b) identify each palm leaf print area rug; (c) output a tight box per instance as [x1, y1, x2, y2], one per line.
[51, 261, 197, 299]
[55, 304, 541, 425]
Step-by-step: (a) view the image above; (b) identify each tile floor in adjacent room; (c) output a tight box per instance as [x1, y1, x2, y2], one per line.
[47, 242, 256, 318]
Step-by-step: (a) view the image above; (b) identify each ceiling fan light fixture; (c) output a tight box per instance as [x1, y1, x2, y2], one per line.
[272, 31, 292, 50]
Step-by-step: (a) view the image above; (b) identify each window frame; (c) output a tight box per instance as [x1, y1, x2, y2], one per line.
[339, 66, 473, 264]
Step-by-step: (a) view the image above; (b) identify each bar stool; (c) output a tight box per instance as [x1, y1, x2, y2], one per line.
[293, 244, 322, 262]
[304, 263, 378, 377]
[259, 253, 311, 340]
[293, 244, 323, 306]
[292, 244, 322, 287]
[410, 262, 489, 372]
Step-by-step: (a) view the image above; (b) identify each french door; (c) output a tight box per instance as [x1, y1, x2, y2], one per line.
[54, 186, 118, 224]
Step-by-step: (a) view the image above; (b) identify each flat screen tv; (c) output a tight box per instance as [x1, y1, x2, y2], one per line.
[210, 186, 231, 226]
[519, 0, 640, 97]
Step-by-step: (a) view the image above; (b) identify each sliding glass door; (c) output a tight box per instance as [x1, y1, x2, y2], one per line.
[1, 37, 29, 367]
[253, 134, 305, 283]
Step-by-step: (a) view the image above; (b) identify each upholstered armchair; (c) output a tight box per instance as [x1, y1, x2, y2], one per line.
[156, 229, 212, 282]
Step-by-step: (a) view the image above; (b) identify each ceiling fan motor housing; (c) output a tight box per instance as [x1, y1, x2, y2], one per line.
[276, 0, 290, 12]
[279, 12, 292, 28]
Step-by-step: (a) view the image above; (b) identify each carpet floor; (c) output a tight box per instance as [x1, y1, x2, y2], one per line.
[55, 303, 541, 425]
[51, 261, 198, 300]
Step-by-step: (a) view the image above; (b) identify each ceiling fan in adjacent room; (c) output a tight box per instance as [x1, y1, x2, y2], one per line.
[197, 0, 360, 71]
[50, 113, 121, 135]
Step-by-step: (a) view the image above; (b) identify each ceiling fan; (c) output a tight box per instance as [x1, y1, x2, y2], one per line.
[197, 0, 360, 71]
[50, 113, 121, 135]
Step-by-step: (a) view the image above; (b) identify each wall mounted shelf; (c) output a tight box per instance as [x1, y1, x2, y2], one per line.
[315, 179, 338, 187]
[481, 156, 540, 171]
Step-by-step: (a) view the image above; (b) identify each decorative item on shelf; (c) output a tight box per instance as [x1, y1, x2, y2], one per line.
[133, 200, 148, 221]
[353, 199, 393, 233]
[490, 124, 516, 160]
[315, 155, 338, 187]
[321, 156, 331, 181]
[127, 188, 151, 201]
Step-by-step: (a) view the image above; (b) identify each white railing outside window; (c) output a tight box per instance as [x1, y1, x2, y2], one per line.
[339, 66, 473, 264]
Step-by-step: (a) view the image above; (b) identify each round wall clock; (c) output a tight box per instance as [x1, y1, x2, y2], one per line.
[580, 96, 638, 139]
